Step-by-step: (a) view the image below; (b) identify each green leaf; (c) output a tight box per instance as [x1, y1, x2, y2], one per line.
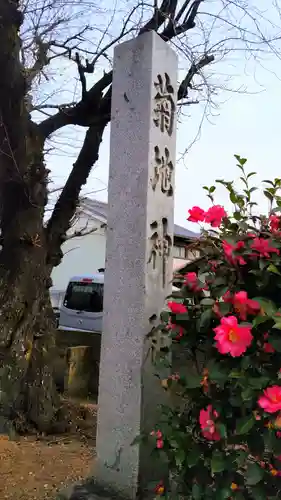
[250, 486, 267, 500]
[192, 483, 203, 500]
[264, 190, 274, 202]
[252, 298, 276, 316]
[199, 308, 213, 331]
[215, 487, 232, 500]
[229, 370, 243, 379]
[233, 211, 242, 221]
[187, 446, 201, 467]
[175, 448, 186, 468]
[230, 191, 238, 203]
[246, 463, 264, 485]
[210, 186, 216, 193]
[268, 335, 281, 351]
[200, 298, 215, 306]
[247, 172, 256, 179]
[241, 356, 251, 370]
[252, 315, 270, 327]
[207, 361, 228, 385]
[217, 423, 227, 439]
[241, 388, 254, 401]
[211, 450, 225, 474]
[263, 179, 275, 186]
[273, 323, 281, 332]
[175, 312, 189, 321]
[267, 263, 281, 275]
[236, 450, 248, 466]
[236, 416, 255, 435]
[184, 373, 202, 389]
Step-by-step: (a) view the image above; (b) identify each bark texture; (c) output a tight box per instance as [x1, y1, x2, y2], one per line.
[0, 0, 59, 431]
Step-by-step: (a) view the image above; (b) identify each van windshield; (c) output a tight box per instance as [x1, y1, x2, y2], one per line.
[63, 282, 104, 313]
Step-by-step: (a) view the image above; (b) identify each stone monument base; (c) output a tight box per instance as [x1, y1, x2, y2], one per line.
[57, 478, 125, 500]
[57, 477, 155, 500]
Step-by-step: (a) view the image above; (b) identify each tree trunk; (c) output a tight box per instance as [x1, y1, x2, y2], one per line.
[0, 0, 60, 432]
[0, 0, 108, 433]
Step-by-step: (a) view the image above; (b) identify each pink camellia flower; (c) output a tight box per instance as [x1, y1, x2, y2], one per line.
[167, 318, 185, 341]
[167, 302, 187, 314]
[213, 316, 253, 357]
[208, 260, 218, 272]
[269, 215, 281, 234]
[187, 206, 205, 223]
[222, 290, 233, 303]
[150, 430, 164, 449]
[184, 271, 197, 288]
[250, 237, 279, 258]
[213, 301, 222, 318]
[167, 302, 186, 340]
[232, 291, 260, 321]
[199, 405, 221, 441]
[263, 333, 275, 354]
[205, 205, 227, 228]
[156, 439, 164, 449]
[258, 386, 281, 413]
[184, 272, 204, 292]
[222, 240, 246, 266]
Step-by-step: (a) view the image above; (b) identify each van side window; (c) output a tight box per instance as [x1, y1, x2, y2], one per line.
[64, 282, 103, 313]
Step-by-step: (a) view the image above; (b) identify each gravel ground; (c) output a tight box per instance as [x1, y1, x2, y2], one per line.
[0, 399, 97, 500]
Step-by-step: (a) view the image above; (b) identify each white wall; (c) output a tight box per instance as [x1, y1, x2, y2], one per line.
[50, 214, 194, 293]
[51, 215, 106, 292]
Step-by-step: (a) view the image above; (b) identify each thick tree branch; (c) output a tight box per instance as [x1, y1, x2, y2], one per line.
[38, 70, 112, 138]
[38, 0, 207, 141]
[139, 0, 177, 35]
[45, 116, 109, 266]
[178, 54, 215, 101]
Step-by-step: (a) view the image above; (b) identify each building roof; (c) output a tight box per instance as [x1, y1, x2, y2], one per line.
[79, 198, 199, 240]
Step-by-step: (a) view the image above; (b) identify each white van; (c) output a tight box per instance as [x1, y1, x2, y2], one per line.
[58, 273, 104, 333]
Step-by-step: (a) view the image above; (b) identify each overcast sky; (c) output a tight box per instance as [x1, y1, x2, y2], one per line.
[45, 0, 281, 231]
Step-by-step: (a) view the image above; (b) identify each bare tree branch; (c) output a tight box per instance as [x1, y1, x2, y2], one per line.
[65, 221, 106, 241]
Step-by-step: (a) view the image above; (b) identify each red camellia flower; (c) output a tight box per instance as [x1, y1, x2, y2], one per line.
[199, 405, 221, 441]
[258, 386, 281, 413]
[167, 302, 187, 314]
[250, 237, 279, 258]
[232, 291, 260, 321]
[213, 315, 253, 357]
[222, 240, 246, 266]
[204, 205, 227, 227]
[187, 206, 205, 223]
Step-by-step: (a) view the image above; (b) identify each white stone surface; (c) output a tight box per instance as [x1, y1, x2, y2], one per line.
[95, 31, 178, 499]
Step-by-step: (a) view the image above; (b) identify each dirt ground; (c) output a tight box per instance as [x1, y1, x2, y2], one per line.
[0, 398, 97, 500]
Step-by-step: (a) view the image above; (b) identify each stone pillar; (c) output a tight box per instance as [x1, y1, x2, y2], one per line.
[95, 31, 178, 499]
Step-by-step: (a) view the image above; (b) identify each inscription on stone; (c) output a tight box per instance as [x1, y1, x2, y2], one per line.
[153, 73, 175, 136]
[148, 217, 172, 288]
[151, 145, 174, 196]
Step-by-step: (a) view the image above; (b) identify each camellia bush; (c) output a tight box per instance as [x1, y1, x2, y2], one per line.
[150, 156, 281, 499]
